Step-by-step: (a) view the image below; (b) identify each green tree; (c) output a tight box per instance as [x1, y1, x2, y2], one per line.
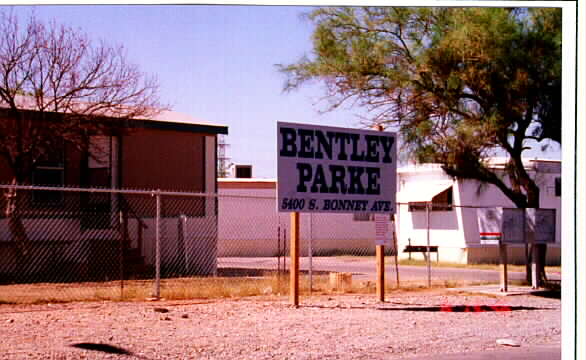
[279, 7, 561, 283]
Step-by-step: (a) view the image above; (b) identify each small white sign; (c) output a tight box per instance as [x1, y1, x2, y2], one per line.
[477, 208, 502, 245]
[374, 214, 392, 246]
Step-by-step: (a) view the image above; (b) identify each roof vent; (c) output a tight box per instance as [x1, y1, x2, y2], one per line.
[234, 165, 252, 178]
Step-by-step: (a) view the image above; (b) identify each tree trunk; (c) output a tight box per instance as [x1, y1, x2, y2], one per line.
[4, 180, 31, 280]
[524, 185, 547, 287]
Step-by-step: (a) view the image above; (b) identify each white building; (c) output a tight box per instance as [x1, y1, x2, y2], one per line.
[217, 158, 561, 265]
[396, 159, 561, 265]
[217, 178, 388, 257]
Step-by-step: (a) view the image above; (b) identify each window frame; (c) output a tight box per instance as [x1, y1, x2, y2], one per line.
[554, 177, 561, 197]
[31, 147, 66, 206]
[408, 187, 453, 212]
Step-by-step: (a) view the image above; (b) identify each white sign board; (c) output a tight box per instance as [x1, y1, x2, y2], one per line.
[277, 122, 397, 214]
[477, 207, 526, 244]
[527, 208, 556, 244]
[502, 208, 525, 244]
[477, 208, 502, 245]
[374, 214, 392, 246]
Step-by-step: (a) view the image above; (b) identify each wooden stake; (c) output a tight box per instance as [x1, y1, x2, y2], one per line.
[290, 212, 300, 306]
[376, 245, 385, 302]
[499, 243, 508, 292]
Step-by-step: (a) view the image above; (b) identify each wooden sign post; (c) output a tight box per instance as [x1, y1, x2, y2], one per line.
[376, 244, 385, 301]
[290, 212, 300, 306]
[375, 124, 385, 302]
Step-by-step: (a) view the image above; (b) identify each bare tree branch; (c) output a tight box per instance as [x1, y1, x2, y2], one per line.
[0, 9, 167, 183]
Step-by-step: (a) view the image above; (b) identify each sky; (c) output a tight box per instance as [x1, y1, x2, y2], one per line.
[6, 3, 563, 178]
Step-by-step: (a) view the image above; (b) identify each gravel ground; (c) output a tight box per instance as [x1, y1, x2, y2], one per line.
[0, 289, 560, 360]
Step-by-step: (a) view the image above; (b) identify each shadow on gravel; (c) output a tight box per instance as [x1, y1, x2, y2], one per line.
[71, 343, 151, 359]
[531, 290, 561, 300]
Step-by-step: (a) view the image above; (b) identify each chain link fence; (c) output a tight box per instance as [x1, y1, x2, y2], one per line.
[0, 184, 560, 303]
[0, 185, 400, 303]
[0, 185, 219, 303]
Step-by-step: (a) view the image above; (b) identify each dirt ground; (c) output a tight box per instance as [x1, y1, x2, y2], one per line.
[0, 289, 561, 359]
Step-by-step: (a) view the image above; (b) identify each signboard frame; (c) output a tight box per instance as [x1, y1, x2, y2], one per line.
[277, 122, 397, 214]
[277, 122, 398, 305]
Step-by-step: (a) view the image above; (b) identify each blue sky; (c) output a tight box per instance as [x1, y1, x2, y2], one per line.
[8, 4, 561, 178]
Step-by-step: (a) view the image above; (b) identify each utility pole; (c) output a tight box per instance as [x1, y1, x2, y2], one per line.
[217, 135, 232, 178]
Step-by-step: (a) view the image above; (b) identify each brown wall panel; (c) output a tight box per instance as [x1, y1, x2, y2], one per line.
[120, 129, 207, 218]
[121, 128, 206, 192]
[0, 157, 12, 184]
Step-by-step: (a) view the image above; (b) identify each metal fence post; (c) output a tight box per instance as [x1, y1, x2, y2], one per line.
[426, 201, 431, 288]
[309, 213, 313, 294]
[154, 190, 161, 299]
[180, 214, 188, 275]
[119, 210, 124, 300]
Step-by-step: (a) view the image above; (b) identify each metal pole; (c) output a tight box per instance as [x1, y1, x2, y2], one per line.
[309, 213, 313, 294]
[154, 190, 161, 299]
[119, 210, 124, 300]
[392, 214, 400, 288]
[531, 245, 539, 289]
[525, 210, 531, 285]
[181, 215, 188, 275]
[530, 209, 540, 289]
[277, 221, 281, 294]
[426, 202, 431, 288]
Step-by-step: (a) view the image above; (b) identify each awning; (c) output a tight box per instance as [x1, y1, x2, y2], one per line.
[397, 182, 453, 203]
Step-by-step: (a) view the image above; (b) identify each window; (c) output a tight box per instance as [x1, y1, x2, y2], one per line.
[32, 146, 65, 204]
[408, 188, 453, 212]
[81, 136, 112, 229]
[555, 177, 561, 197]
[235, 165, 252, 178]
[353, 213, 393, 221]
[86, 136, 111, 187]
[353, 213, 373, 222]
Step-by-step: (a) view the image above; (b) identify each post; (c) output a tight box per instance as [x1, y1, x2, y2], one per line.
[153, 190, 161, 299]
[524, 210, 532, 286]
[375, 123, 385, 301]
[180, 214, 188, 274]
[119, 210, 124, 300]
[392, 214, 400, 288]
[499, 242, 508, 292]
[525, 213, 531, 285]
[290, 212, 300, 306]
[277, 222, 281, 293]
[309, 213, 313, 294]
[376, 244, 385, 301]
[426, 201, 431, 288]
[531, 244, 540, 289]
